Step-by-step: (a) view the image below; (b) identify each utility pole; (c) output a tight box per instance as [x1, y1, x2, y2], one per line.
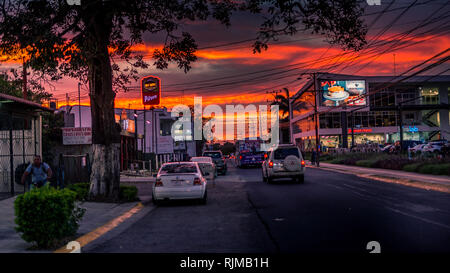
[78, 83, 82, 127]
[134, 109, 138, 161]
[288, 89, 293, 144]
[398, 104, 403, 152]
[351, 111, 355, 148]
[143, 106, 146, 160]
[393, 53, 397, 77]
[22, 57, 27, 100]
[266, 90, 283, 142]
[313, 72, 320, 167]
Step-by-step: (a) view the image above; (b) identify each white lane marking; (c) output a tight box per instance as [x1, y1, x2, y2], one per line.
[384, 206, 450, 230]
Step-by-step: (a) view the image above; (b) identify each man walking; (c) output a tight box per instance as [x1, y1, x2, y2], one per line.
[21, 155, 53, 190]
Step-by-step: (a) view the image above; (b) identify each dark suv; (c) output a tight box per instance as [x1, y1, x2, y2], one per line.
[202, 150, 227, 175]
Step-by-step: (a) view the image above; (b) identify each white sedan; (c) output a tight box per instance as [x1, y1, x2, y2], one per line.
[409, 144, 427, 154]
[152, 162, 207, 205]
[422, 144, 442, 153]
[190, 156, 216, 179]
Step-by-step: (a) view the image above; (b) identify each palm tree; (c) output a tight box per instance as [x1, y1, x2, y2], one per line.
[270, 88, 291, 123]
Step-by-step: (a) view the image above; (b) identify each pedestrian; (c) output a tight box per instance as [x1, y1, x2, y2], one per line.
[21, 155, 53, 190]
[311, 149, 316, 165]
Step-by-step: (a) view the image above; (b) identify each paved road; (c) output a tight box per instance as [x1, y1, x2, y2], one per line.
[86, 163, 450, 253]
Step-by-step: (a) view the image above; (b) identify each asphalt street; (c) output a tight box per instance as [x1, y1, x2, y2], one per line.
[85, 162, 450, 253]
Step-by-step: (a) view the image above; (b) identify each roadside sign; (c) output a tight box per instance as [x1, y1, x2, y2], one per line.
[62, 127, 92, 145]
[141, 76, 161, 105]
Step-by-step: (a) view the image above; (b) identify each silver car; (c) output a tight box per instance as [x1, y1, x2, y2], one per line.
[262, 144, 306, 183]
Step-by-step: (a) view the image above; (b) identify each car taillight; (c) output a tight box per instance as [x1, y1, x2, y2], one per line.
[264, 153, 268, 159]
[268, 161, 273, 168]
[301, 160, 305, 167]
[155, 178, 163, 187]
[239, 155, 242, 160]
[193, 177, 202, 185]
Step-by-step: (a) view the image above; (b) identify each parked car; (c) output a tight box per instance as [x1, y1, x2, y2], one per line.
[152, 162, 207, 205]
[408, 143, 427, 154]
[262, 144, 306, 183]
[190, 156, 216, 179]
[422, 144, 442, 153]
[202, 150, 227, 175]
[401, 140, 423, 151]
[381, 144, 394, 153]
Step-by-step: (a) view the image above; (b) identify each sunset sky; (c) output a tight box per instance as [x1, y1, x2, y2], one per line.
[1, 1, 449, 111]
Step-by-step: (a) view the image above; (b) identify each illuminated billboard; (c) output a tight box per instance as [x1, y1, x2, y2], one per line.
[320, 80, 366, 107]
[141, 75, 161, 105]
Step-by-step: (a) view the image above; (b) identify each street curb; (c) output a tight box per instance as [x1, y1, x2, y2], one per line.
[54, 202, 145, 253]
[307, 165, 450, 194]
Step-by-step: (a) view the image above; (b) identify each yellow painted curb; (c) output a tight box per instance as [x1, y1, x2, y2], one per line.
[54, 202, 144, 253]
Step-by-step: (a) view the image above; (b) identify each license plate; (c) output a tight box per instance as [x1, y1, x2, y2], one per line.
[171, 180, 183, 185]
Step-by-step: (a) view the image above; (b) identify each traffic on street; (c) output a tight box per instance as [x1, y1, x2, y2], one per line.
[84, 160, 450, 253]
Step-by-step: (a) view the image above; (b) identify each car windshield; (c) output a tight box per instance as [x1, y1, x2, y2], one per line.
[203, 152, 221, 159]
[274, 148, 299, 160]
[159, 164, 197, 174]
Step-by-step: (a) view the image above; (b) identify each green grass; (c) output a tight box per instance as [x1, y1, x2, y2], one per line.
[403, 163, 423, 172]
[418, 163, 450, 176]
[355, 159, 377, 168]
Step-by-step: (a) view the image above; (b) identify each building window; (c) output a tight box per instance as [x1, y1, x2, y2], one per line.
[420, 87, 439, 105]
[159, 119, 173, 136]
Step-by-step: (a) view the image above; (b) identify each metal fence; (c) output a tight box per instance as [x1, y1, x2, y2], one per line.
[59, 153, 91, 186]
[0, 112, 40, 195]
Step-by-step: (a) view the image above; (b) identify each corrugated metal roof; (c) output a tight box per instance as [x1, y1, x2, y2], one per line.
[0, 92, 53, 112]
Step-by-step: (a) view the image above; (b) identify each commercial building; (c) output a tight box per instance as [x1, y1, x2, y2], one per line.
[290, 73, 450, 151]
[58, 105, 196, 171]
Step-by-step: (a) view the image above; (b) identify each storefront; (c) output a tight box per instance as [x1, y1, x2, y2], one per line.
[291, 73, 450, 150]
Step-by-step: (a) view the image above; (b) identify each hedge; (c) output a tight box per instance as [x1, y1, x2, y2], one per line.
[418, 163, 450, 176]
[403, 163, 423, 172]
[66, 183, 139, 202]
[14, 186, 85, 249]
[355, 159, 377, 168]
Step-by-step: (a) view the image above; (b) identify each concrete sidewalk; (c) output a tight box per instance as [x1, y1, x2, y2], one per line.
[308, 162, 450, 192]
[0, 196, 141, 253]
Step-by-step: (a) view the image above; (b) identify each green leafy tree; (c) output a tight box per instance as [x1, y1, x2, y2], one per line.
[0, 0, 367, 201]
[0, 72, 53, 103]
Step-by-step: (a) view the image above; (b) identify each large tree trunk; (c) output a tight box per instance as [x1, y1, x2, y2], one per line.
[84, 6, 120, 202]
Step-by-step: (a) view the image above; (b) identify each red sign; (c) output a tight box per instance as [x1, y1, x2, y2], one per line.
[348, 128, 373, 133]
[141, 76, 161, 105]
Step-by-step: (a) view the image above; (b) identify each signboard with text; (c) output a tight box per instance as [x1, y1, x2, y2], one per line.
[141, 75, 161, 105]
[62, 127, 92, 145]
[320, 80, 366, 107]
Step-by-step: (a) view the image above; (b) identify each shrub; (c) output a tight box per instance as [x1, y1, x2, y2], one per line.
[419, 163, 450, 175]
[418, 164, 434, 174]
[356, 159, 377, 168]
[14, 186, 85, 249]
[329, 158, 344, 164]
[403, 163, 423, 172]
[66, 183, 139, 202]
[374, 157, 412, 170]
[119, 185, 139, 202]
[66, 183, 90, 201]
